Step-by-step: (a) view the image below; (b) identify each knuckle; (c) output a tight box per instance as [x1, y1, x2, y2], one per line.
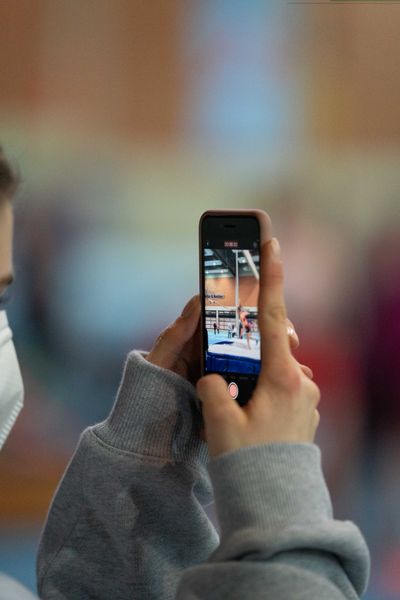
[268, 259, 284, 281]
[175, 315, 186, 326]
[268, 357, 300, 390]
[167, 321, 185, 342]
[268, 304, 287, 323]
[160, 324, 174, 339]
[313, 383, 321, 407]
[286, 367, 303, 392]
[304, 379, 321, 408]
[155, 327, 167, 343]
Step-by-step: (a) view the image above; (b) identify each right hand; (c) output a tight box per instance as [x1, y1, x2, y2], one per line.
[197, 238, 321, 459]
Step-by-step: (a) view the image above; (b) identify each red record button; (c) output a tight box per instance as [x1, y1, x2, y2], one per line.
[228, 382, 239, 400]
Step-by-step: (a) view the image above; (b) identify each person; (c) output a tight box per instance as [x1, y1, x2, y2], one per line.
[239, 305, 254, 349]
[36, 240, 370, 598]
[237, 304, 243, 339]
[0, 146, 369, 598]
[213, 322, 217, 335]
[0, 151, 23, 449]
[0, 148, 36, 599]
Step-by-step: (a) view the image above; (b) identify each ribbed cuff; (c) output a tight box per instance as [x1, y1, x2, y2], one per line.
[94, 351, 208, 465]
[208, 443, 332, 538]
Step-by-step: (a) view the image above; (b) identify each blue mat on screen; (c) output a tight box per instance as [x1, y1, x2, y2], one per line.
[206, 351, 260, 374]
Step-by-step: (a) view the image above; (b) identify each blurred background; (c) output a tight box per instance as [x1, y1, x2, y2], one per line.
[1, 1, 400, 598]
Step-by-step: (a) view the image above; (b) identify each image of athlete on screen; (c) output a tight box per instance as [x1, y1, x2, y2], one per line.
[204, 247, 260, 374]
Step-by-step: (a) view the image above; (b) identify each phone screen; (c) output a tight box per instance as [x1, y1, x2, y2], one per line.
[201, 215, 261, 403]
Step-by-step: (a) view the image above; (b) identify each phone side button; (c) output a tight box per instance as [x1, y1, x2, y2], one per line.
[228, 382, 239, 400]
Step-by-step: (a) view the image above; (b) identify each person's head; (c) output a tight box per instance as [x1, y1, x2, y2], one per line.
[0, 146, 23, 451]
[0, 147, 19, 299]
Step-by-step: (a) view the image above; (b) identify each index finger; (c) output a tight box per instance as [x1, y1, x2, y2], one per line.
[258, 238, 291, 370]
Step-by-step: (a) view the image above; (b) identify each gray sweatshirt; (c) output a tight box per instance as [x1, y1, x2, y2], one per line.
[36, 351, 370, 599]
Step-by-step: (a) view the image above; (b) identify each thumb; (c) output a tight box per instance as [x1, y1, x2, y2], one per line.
[147, 295, 200, 370]
[197, 374, 245, 458]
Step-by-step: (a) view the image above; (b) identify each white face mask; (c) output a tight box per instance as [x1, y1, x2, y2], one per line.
[0, 310, 24, 449]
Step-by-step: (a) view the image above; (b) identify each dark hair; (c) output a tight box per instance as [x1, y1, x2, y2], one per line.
[0, 146, 19, 201]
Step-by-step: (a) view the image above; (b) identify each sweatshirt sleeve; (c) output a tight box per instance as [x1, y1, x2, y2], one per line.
[177, 444, 370, 600]
[36, 351, 219, 600]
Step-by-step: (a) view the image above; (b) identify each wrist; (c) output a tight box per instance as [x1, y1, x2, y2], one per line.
[94, 351, 208, 465]
[208, 443, 332, 539]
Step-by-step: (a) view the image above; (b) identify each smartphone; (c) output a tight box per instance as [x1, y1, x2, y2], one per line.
[199, 209, 272, 405]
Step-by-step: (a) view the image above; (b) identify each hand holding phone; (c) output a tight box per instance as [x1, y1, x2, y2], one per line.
[197, 238, 320, 459]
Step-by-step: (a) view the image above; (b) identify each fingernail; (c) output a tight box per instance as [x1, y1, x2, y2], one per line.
[287, 326, 295, 337]
[181, 296, 198, 318]
[271, 237, 280, 257]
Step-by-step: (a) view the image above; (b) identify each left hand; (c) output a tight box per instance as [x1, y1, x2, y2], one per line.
[146, 295, 310, 385]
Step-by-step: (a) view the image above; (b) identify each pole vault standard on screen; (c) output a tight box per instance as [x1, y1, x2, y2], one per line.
[199, 210, 271, 405]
